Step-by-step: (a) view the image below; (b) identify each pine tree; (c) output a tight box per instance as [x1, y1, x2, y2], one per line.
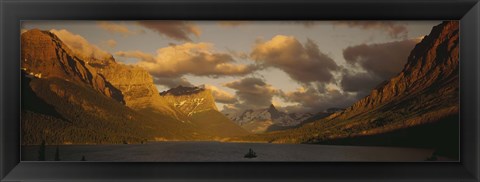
[38, 140, 46, 161]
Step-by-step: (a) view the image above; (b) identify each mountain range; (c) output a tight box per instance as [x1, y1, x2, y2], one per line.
[224, 105, 343, 133]
[21, 29, 247, 145]
[21, 21, 459, 159]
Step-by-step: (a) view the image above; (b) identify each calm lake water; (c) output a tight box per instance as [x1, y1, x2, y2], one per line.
[22, 142, 446, 162]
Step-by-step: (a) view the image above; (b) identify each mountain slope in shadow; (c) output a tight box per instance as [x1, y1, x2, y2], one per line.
[235, 21, 459, 159]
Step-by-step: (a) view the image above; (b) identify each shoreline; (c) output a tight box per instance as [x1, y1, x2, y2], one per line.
[21, 142, 453, 162]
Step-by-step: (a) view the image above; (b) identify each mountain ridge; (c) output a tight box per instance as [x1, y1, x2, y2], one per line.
[338, 21, 459, 119]
[160, 85, 248, 136]
[225, 104, 314, 133]
[20, 21, 459, 153]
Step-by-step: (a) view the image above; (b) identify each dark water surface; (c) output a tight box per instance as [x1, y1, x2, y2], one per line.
[22, 141, 447, 162]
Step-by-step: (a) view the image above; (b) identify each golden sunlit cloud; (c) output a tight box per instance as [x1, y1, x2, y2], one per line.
[203, 84, 238, 104]
[120, 42, 256, 78]
[50, 29, 111, 60]
[250, 35, 339, 84]
[115, 50, 156, 63]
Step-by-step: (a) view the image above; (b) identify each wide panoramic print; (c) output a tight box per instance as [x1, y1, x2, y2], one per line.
[20, 21, 459, 162]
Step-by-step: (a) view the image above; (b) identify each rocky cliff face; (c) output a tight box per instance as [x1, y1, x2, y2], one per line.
[21, 29, 119, 99]
[91, 63, 185, 120]
[160, 86, 218, 116]
[95, 64, 157, 105]
[339, 21, 459, 119]
[325, 21, 460, 135]
[21, 29, 187, 121]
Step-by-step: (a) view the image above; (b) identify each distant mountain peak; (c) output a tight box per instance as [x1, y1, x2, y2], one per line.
[268, 104, 276, 110]
[267, 104, 281, 119]
[161, 86, 218, 115]
[267, 104, 277, 112]
[226, 104, 316, 133]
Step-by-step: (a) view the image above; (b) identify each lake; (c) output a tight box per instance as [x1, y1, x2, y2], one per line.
[21, 141, 448, 162]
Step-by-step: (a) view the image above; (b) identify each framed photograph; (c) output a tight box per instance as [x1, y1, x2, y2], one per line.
[1, 0, 479, 181]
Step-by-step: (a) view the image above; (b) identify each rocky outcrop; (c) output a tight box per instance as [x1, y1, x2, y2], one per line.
[21, 29, 119, 99]
[160, 86, 218, 116]
[92, 64, 157, 103]
[93, 64, 166, 108]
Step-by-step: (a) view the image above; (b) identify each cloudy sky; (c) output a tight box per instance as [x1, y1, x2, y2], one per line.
[22, 20, 440, 114]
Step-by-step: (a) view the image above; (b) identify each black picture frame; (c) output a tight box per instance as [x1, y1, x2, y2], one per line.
[1, 0, 479, 181]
